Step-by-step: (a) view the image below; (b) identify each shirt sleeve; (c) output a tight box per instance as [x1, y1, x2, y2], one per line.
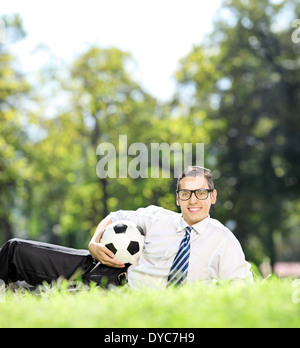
[213, 236, 253, 283]
[108, 205, 160, 235]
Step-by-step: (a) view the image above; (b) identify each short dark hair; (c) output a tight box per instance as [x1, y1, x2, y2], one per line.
[177, 166, 214, 191]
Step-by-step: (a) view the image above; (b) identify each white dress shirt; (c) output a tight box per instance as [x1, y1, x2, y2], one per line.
[109, 205, 253, 289]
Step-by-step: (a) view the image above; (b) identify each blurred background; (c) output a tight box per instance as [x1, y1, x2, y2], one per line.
[1, 0, 300, 274]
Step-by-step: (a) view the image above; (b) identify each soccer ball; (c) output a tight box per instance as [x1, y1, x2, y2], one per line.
[102, 220, 145, 265]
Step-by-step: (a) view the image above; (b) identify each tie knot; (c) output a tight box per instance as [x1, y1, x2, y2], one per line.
[185, 226, 192, 234]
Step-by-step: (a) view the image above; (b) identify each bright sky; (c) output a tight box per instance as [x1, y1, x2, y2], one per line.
[1, 0, 222, 101]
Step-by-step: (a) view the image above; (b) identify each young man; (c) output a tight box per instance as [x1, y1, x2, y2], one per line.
[89, 166, 252, 288]
[0, 166, 252, 289]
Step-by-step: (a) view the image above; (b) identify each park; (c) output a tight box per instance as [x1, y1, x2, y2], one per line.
[1, 0, 300, 328]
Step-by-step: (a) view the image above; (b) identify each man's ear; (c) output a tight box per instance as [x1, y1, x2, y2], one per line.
[176, 195, 180, 206]
[211, 190, 217, 205]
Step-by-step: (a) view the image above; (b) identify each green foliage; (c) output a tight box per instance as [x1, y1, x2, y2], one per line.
[174, 0, 300, 265]
[0, 15, 31, 243]
[0, 278, 299, 328]
[1, 1, 300, 266]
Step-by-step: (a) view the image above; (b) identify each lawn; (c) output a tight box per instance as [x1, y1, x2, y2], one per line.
[1, 276, 300, 328]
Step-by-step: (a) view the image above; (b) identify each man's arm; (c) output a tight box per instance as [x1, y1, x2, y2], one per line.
[216, 236, 253, 283]
[88, 215, 125, 268]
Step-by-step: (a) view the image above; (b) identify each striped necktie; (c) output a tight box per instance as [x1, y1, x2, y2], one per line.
[167, 226, 192, 287]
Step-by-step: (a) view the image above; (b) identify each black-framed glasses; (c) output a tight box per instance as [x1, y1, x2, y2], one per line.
[177, 189, 214, 201]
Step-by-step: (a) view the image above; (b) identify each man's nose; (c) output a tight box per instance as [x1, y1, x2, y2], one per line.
[189, 192, 198, 203]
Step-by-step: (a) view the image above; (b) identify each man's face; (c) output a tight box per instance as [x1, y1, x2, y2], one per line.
[177, 175, 217, 226]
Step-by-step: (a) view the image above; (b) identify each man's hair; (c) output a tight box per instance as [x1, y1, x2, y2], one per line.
[177, 166, 214, 191]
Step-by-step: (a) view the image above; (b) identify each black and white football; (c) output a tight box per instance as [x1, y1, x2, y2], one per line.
[102, 220, 145, 265]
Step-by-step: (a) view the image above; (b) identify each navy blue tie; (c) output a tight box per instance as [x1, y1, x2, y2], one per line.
[167, 226, 192, 287]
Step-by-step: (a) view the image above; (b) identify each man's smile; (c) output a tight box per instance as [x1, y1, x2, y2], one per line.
[188, 207, 202, 213]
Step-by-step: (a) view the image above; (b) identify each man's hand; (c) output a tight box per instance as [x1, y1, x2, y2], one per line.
[88, 240, 125, 268]
[89, 215, 126, 268]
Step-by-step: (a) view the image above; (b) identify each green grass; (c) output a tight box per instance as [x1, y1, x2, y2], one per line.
[0, 277, 300, 328]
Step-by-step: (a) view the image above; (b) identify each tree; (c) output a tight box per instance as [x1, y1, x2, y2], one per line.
[0, 15, 31, 244]
[174, 0, 300, 266]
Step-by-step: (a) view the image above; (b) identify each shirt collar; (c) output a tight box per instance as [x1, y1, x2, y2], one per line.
[177, 215, 210, 235]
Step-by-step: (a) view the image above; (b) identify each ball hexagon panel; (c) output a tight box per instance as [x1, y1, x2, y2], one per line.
[111, 233, 130, 250]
